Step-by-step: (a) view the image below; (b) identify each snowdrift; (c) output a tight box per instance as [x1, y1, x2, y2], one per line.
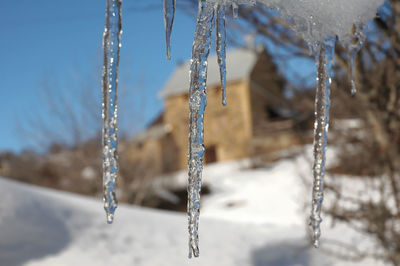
[0, 155, 388, 266]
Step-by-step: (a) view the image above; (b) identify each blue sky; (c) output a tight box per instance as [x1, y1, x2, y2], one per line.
[0, 0, 198, 152]
[0, 0, 322, 154]
[0, 0, 386, 153]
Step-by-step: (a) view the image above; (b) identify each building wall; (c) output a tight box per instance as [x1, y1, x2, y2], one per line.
[248, 50, 287, 134]
[125, 49, 304, 174]
[123, 138, 164, 176]
[163, 80, 253, 170]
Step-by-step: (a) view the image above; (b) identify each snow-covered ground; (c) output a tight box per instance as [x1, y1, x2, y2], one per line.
[0, 150, 389, 266]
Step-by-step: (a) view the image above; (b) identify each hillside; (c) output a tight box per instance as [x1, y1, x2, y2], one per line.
[0, 152, 388, 266]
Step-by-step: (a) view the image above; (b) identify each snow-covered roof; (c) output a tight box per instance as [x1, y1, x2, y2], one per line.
[132, 124, 172, 143]
[159, 48, 259, 98]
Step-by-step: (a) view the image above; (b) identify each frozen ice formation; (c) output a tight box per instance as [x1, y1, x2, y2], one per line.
[161, 0, 385, 258]
[102, 0, 122, 224]
[187, 0, 214, 258]
[164, 0, 176, 60]
[180, 0, 386, 258]
[310, 37, 335, 248]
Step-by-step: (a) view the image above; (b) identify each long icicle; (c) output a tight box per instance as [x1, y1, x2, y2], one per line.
[310, 37, 335, 248]
[215, 4, 227, 106]
[163, 0, 176, 60]
[102, 0, 122, 224]
[187, 0, 214, 258]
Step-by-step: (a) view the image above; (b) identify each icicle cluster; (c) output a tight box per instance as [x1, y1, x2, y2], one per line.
[160, 0, 384, 257]
[102, 0, 122, 224]
[163, 0, 231, 258]
[161, 0, 240, 256]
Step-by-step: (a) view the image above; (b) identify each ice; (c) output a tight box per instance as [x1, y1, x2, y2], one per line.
[232, 2, 239, 19]
[101, 0, 122, 224]
[186, 0, 239, 257]
[183, 0, 384, 256]
[187, 0, 215, 258]
[215, 4, 227, 106]
[310, 37, 335, 248]
[348, 26, 366, 96]
[163, 0, 176, 60]
[199, 0, 383, 248]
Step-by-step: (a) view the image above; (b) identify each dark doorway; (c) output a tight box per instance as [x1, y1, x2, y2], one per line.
[205, 145, 217, 164]
[265, 106, 281, 120]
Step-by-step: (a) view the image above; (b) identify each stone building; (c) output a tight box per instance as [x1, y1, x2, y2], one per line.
[125, 46, 305, 176]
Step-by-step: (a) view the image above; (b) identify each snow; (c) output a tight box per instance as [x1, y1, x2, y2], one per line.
[0, 149, 390, 265]
[160, 157, 306, 226]
[0, 175, 302, 266]
[209, 0, 384, 45]
[159, 48, 258, 99]
[334, 119, 363, 130]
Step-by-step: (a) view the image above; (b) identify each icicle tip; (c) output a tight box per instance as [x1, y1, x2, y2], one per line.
[166, 46, 172, 60]
[313, 239, 320, 248]
[189, 246, 200, 259]
[350, 81, 357, 96]
[106, 212, 114, 224]
[163, 0, 176, 61]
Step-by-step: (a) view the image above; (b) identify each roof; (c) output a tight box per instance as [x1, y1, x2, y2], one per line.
[132, 124, 172, 143]
[159, 47, 261, 98]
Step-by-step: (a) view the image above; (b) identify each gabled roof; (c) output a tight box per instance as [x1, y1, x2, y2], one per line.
[159, 47, 261, 98]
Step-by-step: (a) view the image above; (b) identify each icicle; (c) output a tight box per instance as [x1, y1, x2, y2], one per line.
[309, 37, 335, 248]
[215, 4, 227, 106]
[102, 0, 122, 224]
[307, 17, 315, 56]
[348, 27, 365, 96]
[232, 2, 239, 19]
[163, 0, 176, 60]
[349, 51, 357, 96]
[187, 0, 214, 258]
